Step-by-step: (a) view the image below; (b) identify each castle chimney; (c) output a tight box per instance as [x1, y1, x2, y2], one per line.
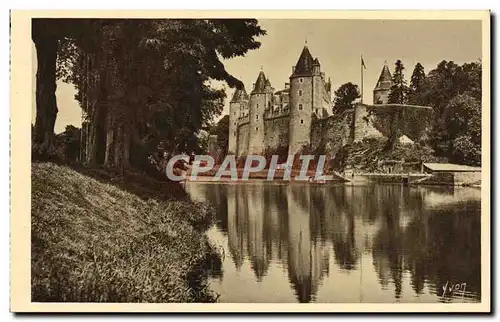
[252, 83, 255, 90]
[285, 82, 290, 90]
[292, 66, 295, 73]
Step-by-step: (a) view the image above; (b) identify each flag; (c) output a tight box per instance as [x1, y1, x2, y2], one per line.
[361, 55, 366, 69]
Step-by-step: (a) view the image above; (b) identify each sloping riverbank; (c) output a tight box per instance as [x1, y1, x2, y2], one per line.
[31, 162, 222, 302]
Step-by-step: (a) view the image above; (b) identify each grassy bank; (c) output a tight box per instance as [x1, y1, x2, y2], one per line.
[31, 162, 222, 302]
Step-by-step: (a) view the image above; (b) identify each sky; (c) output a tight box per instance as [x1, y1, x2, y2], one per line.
[32, 19, 482, 134]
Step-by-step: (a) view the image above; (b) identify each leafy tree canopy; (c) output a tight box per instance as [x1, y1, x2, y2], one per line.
[332, 82, 360, 113]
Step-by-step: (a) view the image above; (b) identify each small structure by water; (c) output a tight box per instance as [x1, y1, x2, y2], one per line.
[421, 163, 481, 186]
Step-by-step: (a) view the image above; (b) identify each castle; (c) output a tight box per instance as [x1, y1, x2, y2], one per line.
[228, 45, 403, 157]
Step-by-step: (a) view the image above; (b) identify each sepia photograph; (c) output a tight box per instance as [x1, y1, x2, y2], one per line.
[10, 10, 490, 313]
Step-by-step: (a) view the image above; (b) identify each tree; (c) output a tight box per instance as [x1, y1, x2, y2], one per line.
[31, 19, 60, 160]
[408, 63, 426, 105]
[388, 60, 409, 104]
[452, 135, 481, 166]
[55, 125, 81, 164]
[211, 115, 230, 155]
[440, 93, 481, 165]
[421, 60, 482, 162]
[54, 19, 266, 172]
[32, 19, 109, 161]
[332, 82, 360, 114]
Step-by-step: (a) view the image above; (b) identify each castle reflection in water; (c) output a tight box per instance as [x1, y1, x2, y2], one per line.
[186, 182, 481, 303]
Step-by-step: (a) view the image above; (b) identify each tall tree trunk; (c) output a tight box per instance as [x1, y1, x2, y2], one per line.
[123, 119, 131, 169]
[114, 113, 124, 170]
[104, 106, 115, 167]
[32, 23, 58, 161]
[86, 100, 107, 166]
[86, 101, 98, 166]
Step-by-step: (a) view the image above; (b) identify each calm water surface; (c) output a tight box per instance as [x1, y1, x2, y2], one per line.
[186, 182, 481, 303]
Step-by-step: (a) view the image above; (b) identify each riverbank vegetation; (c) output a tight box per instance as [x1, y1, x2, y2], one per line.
[32, 162, 222, 302]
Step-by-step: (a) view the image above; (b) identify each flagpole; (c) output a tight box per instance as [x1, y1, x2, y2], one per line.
[361, 55, 364, 104]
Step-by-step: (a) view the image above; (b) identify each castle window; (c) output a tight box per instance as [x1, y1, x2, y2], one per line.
[301, 119, 304, 124]
[299, 90, 303, 96]
[299, 104, 303, 110]
[256, 104, 259, 108]
[256, 127, 258, 131]
[299, 78, 303, 83]
[316, 108, 319, 115]
[256, 115, 258, 120]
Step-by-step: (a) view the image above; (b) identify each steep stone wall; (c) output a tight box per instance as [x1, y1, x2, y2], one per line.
[353, 104, 385, 142]
[354, 104, 434, 144]
[311, 110, 354, 165]
[264, 116, 290, 151]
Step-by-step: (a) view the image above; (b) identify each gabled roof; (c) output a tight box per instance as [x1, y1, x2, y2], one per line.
[230, 86, 249, 102]
[292, 46, 315, 77]
[252, 70, 269, 93]
[374, 64, 393, 90]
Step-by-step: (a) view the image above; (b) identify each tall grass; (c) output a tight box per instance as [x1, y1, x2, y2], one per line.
[31, 162, 222, 302]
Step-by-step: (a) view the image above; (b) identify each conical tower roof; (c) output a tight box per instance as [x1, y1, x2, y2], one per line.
[252, 70, 268, 93]
[230, 86, 249, 103]
[374, 63, 393, 90]
[292, 46, 314, 77]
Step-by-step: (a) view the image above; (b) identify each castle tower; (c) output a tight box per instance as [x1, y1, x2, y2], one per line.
[248, 70, 273, 154]
[288, 45, 318, 155]
[373, 63, 393, 104]
[229, 86, 249, 155]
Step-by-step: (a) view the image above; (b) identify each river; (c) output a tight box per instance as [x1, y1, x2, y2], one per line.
[186, 182, 481, 303]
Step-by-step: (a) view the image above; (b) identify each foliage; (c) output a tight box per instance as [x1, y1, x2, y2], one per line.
[210, 115, 230, 156]
[34, 18, 266, 171]
[55, 125, 81, 164]
[441, 94, 481, 165]
[384, 59, 482, 165]
[332, 82, 360, 113]
[388, 60, 409, 104]
[452, 135, 481, 166]
[345, 138, 446, 172]
[420, 61, 482, 163]
[408, 63, 426, 105]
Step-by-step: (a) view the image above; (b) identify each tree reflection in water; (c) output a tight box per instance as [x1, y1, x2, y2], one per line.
[187, 182, 481, 303]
